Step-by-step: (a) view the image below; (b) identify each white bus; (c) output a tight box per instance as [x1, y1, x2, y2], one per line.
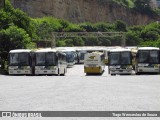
[135, 47, 160, 74]
[34, 48, 67, 75]
[8, 49, 34, 75]
[56, 49, 76, 67]
[108, 48, 133, 75]
[76, 49, 87, 64]
[84, 52, 105, 74]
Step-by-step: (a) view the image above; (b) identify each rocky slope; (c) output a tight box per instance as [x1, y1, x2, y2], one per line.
[11, 0, 158, 25]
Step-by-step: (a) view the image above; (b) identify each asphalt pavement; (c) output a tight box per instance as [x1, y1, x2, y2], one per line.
[0, 65, 160, 120]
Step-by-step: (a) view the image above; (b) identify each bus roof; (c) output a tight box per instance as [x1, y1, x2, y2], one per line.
[109, 48, 131, 52]
[56, 48, 76, 52]
[138, 47, 159, 50]
[86, 51, 104, 55]
[35, 48, 56, 53]
[9, 49, 32, 53]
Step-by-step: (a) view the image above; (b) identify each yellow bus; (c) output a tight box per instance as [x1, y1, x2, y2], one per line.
[84, 52, 105, 74]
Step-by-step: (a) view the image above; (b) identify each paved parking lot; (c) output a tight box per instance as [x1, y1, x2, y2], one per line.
[0, 65, 160, 119]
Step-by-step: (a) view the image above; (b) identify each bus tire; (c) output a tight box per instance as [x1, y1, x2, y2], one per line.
[136, 72, 140, 75]
[57, 69, 60, 76]
[111, 74, 116, 76]
[61, 69, 66, 76]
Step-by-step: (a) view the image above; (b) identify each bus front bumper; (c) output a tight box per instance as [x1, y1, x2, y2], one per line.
[110, 69, 132, 75]
[35, 70, 57, 75]
[9, 69, 32, 75]
[84, 67, 102, 74]
[137, 67, 159, 73]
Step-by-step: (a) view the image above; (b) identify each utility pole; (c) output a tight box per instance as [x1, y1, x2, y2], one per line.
[51, 33, 56, 48]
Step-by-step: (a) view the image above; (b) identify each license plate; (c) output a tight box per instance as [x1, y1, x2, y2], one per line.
[89, 65, 96, 67]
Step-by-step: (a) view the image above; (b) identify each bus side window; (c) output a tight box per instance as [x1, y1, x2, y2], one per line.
[58, 53, 62, 64]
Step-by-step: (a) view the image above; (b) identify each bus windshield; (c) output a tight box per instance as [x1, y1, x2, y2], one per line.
[46, 52, 56, 65]
[79, 51, 87, 60]
[109, 52, 131, 65]
[36, 52, 57, 66]
[65, 52, 74, 62]
[121, 52, 131, 65]
[109, 52, 120, 65]
[10, 53, 30, 66]
[138, 50, 159, 63]
[150, 51, 159, 63]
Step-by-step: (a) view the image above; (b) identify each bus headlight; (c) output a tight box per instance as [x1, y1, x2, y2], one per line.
[50, 66, 56, 69]
[126, 65, 132, 69]
[109, 66, 115, 70]
[9, 66, 18, 70]
[154, 64, 159, 68]
[35, 66, 44, 70]
[24, 66, 30, 70]
[138, 64, 149, 67]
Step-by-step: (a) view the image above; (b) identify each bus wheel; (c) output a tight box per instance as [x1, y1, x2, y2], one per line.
[61, 69, 66, 76]
[57, 69, 60, 76]
[136, 72, 140, 75]
[111, 74, 116, 76]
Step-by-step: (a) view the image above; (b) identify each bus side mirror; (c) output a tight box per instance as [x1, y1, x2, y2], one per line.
[136, 53, 139, 58]
[8, 54, 10, 64]
[108, 52, 110, 57]
[0, 57, 1, 68]
[107, 52, 110, 65]
[131, 54, 133, 60]
[159, 51, 160, 63]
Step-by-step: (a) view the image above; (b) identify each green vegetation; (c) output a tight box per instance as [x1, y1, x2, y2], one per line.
[0, 0, 160, 61]
[113, 0, 158, 17]
[0, 0, 160, 47]
[112, 0, 134, 8]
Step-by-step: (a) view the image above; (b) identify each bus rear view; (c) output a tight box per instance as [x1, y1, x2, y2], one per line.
[84, 52, 105, 74]
[135, 47, 160, 74]
[108, 48, 133, 75]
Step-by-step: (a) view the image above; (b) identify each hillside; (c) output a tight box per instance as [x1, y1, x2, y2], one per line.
[10, 0, 159, 25]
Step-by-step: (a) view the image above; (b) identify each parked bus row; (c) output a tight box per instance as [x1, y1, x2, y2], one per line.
[83, 47, 160, 75]
[6, 46, 160, 76]
[108, 47, 160, 75]
[8, 48, 67, 75]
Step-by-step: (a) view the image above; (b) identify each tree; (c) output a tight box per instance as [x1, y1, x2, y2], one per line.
[80, 22, 96, 32]
[115, 20, 127, 32]
[56, 40, 66, 47]
[0, 0, 36, 38]
[0, 26, 34, 52]
[126, 31, 141, 46]
[93, 22, 115, 32]
[134, 0, 157, 17]
[72, 37, 84, 46]
[134, 0, 150, 10]
[65, 39, 74, 46]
